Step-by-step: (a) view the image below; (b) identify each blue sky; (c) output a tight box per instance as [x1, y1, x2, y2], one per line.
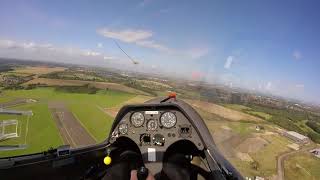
[0, 0, 319, 104]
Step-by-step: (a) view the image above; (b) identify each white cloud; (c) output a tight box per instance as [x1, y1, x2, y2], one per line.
[22, 42, 35, 49]
[97, 28, 152, 43]
[84, 50, 101, 57]
[0, 39, 119, 65]
[135, 40, 171, 53]
[97, 27, 209, 60]
[224, 56, 233, 69]
[103, 56, 114, 60]
[187, 48, 209, 59]
[265, 81, 272, 90]
[293, 50, 302, 60]
[97, 43, 103, 48]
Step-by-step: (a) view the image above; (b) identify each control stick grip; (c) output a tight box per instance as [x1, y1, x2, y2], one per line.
[137, 166, 149, 180]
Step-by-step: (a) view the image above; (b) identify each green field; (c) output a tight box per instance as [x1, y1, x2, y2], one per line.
[0, 96, 15, 103]
[230, 135, 292, 178]
[228, 122, 254, 136]
[223, 104, 273, 120]
[246, 111, 273, 120]
[284, 152, 320, 180]
[0, 87, 135, 157]
[0, 103, 63, 157]
[224, 104, 251, 111]
[250, 135, 292, 177]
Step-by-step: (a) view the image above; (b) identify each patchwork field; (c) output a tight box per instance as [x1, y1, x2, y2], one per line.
[187, 100, 262, 122]
[104, 95, 153, 118]
[12, 66, 66, 75]
[0, 84, 319, 179]
[24, 78, 150, 95]
[195, 103, 298, 179]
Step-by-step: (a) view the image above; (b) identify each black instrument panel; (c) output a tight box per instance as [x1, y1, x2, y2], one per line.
[109, 108, 204, 162]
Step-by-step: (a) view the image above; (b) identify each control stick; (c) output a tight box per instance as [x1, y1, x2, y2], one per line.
[137, 166, 149, 180]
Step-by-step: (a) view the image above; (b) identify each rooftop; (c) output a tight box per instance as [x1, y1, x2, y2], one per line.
[286, 131, 309, 140]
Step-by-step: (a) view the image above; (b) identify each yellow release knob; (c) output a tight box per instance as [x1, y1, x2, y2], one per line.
[104, 156, 112, 165]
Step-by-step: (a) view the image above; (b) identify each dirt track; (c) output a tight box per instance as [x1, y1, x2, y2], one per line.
[49, 102, 96, 147]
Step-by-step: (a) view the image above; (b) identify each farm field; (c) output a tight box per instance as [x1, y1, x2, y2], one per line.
[186, 100, 262, 122]
[1, 65, 319, 179]
[284, 152, 320, 180]
[12, 66, 66, 75]
[223, 104, 273, 120]
[246, 111, 273, 120]
[104, 95, 153, 118]
[223, 104, 251, 111]
[24, 78, 150, 95]
[196, 104, 296, 179]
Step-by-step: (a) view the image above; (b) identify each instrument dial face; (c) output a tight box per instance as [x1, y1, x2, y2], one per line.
[118, 123, 128, 135]
[146, 119, 158, 131]
[130, 112, 145, 127]
[160, 112, 177, 128]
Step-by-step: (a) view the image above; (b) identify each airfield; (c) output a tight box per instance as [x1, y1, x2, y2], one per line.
[0, 65, 320, 180]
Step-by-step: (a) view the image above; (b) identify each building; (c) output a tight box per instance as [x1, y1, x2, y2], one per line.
[231, 92, 241, 104]
[283, 131, 309, 144]
[287, 143, 300, 151]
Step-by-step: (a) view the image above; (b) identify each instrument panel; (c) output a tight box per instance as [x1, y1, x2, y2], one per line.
[110, 108, 204, 154]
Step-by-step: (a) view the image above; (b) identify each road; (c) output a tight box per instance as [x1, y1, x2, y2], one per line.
[277, 144, 317, 180]
[49, 102, 96, 147]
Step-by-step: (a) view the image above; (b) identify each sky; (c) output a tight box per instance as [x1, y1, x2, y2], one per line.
[0, 0, 319, 104]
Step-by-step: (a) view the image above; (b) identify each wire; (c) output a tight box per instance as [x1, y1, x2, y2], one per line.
[113, 40, 138, 64]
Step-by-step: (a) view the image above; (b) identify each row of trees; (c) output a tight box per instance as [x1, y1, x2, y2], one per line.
[40, 71, 106, 82]
[306, 121, 320, 134]
[242, 104, 320, 143]
[54, 84, 98, 94]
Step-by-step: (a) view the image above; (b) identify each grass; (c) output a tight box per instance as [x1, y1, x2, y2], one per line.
[249, 135, 292, 177]
[228, 158, 261, 178]
[3, 88, 134, 107]
[224, 104, 251, 111]
[228, 135, 292, 178]
[0, 95, 15, 103]
[0, 114, 27, 146]
[246, 111, 273, 120]
[0, 103, 63, 157]
[1, 88, 135, 147]
[223, 104, 272, 120]
[69, 103, 114, 142]
[24, 78, 150, 95]
[229, 122, 254, 136]
[284, 152, 320, 180]
[12, 66, 66, 75]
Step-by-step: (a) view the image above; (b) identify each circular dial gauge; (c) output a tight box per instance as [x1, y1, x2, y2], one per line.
[131, 112, 145, 127]
[146, 119, 158, 131]
[118, 123, 128, 135]
[160, 112, 177, 128]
